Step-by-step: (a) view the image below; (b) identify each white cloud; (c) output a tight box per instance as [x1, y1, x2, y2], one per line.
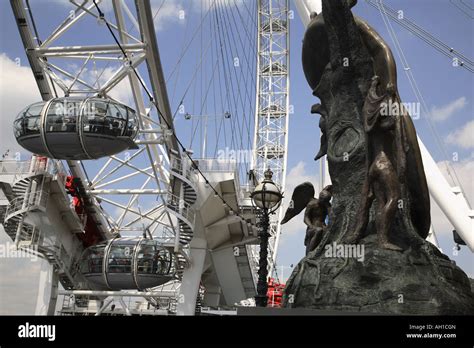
[152, 0, 185, 31]
[152, 0, 244, 31]
[93, 66, 134, 105]
[446, 120, 474, 149]
[0, 54, 41, 158]
[430, 96, 467, 122]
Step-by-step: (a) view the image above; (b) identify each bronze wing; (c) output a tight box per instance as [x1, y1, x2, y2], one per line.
[281, 182, 315, 224]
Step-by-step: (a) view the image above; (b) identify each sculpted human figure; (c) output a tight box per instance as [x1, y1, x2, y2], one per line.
[344, 76, 402, 250]
[281, 183, 332, 255]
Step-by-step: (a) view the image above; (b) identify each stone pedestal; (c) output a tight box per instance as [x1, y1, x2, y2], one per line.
[283, 233, 474, 314]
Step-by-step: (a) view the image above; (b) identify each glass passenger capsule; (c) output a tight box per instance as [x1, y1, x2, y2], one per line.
[13, 97, 139, 160]
[79, 238, 177, 291]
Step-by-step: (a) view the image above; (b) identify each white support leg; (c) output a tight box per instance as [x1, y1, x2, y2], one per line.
[177, 237, 207, 315]
[35, 260, 58, 315]
[294, 0, 322, 27]
[426, 225, 440, 249]
[418, 139, 474, 252]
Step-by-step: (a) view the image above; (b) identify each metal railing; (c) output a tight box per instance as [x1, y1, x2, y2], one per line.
[47, 159, 68, 187]
[193, 158, 237, 173]
[0, 160, 31, 174]
[169, 155, 196, 184]
[5, 189, 49, 218]
[166, 193, 195, 227]
[0, 158, 69, 186]
[161, 226, 179, 242]
[16, 224, 40, 247]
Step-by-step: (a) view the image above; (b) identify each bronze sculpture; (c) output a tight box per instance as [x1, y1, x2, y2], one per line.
[311, 103, 328, 161]
[281, 0, 474, 314]
[303, 1, 430, 246]
[344, 76, 402, 250]
[281, 183, 332, 255]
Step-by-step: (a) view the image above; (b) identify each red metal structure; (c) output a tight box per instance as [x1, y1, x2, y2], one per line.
[66, 176, 105, 247]
[267, 278, 285, 307]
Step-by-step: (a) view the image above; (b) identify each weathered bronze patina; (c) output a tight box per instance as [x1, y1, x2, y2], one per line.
[281, 183, 332, 254]
[303, 0, 430, 246]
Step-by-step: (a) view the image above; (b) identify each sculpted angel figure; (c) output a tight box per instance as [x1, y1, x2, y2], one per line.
[281, 183, 333, 255]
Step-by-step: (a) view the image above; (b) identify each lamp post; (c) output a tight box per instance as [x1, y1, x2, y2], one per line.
[250, 168, 283, 307]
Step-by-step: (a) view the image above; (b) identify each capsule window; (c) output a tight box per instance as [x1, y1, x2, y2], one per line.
[14, 102, 44, 136]
[156, 249, 172, 275]
[46, 100, 80, 132]
[82, 99, 129, 136]
[107, 103, 126, 136]
[15, 98, 138, 160]
[136, 243, 156, 274]
[80, 245, 104, 273]
[83, 100, 106, 134]
[108, 244, 133, 273]
[125, 109, 138, 137]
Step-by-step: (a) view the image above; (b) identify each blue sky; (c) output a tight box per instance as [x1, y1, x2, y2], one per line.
[0, 0, 472, 313]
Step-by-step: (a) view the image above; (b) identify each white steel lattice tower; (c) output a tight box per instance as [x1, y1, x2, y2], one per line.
[252, 0, 290, 278]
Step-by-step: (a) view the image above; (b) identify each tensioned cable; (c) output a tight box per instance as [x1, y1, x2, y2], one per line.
[168, 1, 191, 108]
[217, 1, 250, 173]
[215, 1, 253, 178]
[210, 3, 232, 157]
[190, 40, 221, 156]
[213, 1, 240, 158]
[232, 0, 259, 147]
[225, 0, 258, 168]
[222, 0, 258, 153]
[165, 0, 218, 83]
[210, 0, 258, 160]
[460, 0, 474, 11]
[450, 0, 474, 19]
[365, 0, 474, 66]
[92, 0, 262, 230]
[365, 0, 474, 72]
[375, 0, 470, 207]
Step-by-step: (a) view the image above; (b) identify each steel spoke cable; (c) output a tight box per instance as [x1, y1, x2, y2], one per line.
[366, 0, 473, 64]
[219, 1, 256, 177]
[165, 0, 218, 83]
[376, 0, 469, 205]
[365, 0, 474, 71]
[214, 1, 238, 155]
[450, 0, 474, 19]
[215, 1, 248, 170]
[210, 5, 232, 157]
[224, 0, 258, 150]
[92, 0, 262, 228]
[169, 0, 192, 107]
[460, 0, 474, 11]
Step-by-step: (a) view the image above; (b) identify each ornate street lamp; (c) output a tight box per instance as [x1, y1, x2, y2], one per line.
[250, 168, 283, 307]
